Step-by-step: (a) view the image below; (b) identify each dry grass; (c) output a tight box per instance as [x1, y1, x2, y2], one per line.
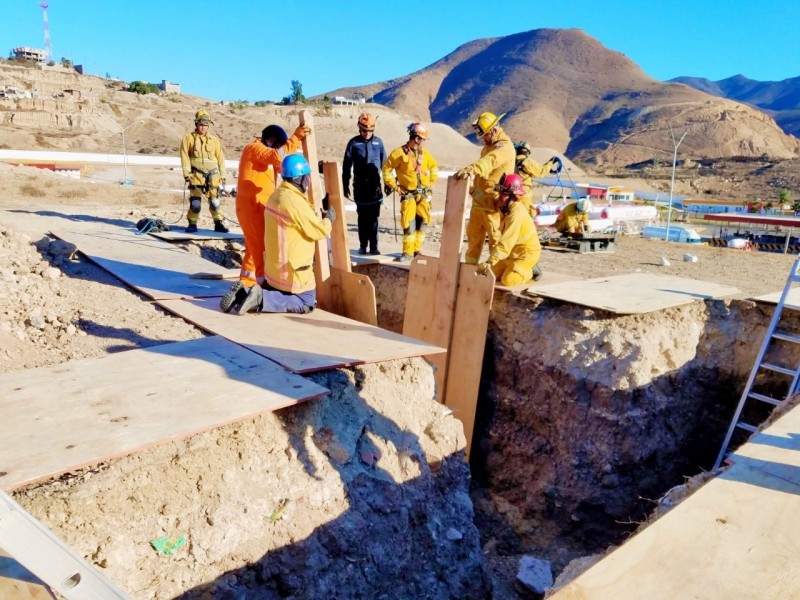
[19, 183, 46, 197]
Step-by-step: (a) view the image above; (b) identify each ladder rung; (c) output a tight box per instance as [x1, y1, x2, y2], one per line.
[760, 362, 797, 376]
[772, 331, 800, 344]
[735, 422, 758, 433]
[747, 392, 783, 406]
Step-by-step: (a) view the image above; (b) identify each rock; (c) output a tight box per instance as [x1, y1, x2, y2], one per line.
[44, 267, 61, 280]
[445, 528, 463, 541]
[660, 256, 671, 267]
[683, 254, 698, 263]
[516, 555, 553, 597]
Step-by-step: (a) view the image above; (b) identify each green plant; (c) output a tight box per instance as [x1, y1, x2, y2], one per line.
[127, 81, 160, 95]
[780, 188, 791, 205]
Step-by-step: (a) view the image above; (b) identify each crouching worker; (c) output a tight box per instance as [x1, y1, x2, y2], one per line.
[235, 154, 334, 315]
[554, 198, 592, 234]
[477, 173, 543, 285]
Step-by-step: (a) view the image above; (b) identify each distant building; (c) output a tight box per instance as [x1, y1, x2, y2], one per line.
[12, 47, 47, 62]
[74, 64, 84, 74]
[332, 95, 365, 106]
[159, 80, 181, 94]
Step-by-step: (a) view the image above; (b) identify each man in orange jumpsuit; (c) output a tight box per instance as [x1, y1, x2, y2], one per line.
[219, 123, 310, 312]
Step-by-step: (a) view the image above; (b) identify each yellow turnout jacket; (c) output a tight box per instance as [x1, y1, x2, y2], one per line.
[180, 131, 226, 185]
[490, 201, 541, 264]
[382, 145, 438, 192]
[467, 127, 516, 211]
[264, 181, 332, 294]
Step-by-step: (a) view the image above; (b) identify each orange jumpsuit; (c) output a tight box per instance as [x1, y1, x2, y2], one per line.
[235, 134, 302, 286]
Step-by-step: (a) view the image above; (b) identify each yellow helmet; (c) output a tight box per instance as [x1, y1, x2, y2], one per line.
[194, 109, 213, 124]
[472, 111, 505, 136]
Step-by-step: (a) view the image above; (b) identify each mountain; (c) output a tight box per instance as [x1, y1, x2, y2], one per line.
[324, 29, 799, 166]
[671, 74, 800, 136]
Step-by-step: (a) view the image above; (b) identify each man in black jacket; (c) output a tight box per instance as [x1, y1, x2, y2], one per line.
[342, 113, 386, 255]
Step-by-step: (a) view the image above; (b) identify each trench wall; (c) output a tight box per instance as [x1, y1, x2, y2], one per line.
[11, 358, 491, 599]
[363, 263, 784, 562]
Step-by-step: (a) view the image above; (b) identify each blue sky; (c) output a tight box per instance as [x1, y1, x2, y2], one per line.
[2, 0, 798, 102]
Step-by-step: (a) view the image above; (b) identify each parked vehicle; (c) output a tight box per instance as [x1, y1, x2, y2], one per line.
[641, 225, 702, 244]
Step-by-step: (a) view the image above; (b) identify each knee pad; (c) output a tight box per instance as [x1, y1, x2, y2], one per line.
[189, 198, 202, 213]
[210, 197, 221, 211]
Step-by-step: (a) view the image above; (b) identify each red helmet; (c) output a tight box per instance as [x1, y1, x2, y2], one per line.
[500, 173, 525, 197]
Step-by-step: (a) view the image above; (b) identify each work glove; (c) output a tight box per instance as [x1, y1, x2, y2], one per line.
[322, 206, 337, 224]
[383, 183, 395, 196]
[477, 262, 493, 276]
[294, 124, 311, 140]
[547, 156, 563, 174]
[455, 165, 476, 180]
[184, 176, 191, 184]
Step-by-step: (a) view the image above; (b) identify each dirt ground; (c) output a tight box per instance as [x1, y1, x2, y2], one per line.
[1, 160, 796, 378]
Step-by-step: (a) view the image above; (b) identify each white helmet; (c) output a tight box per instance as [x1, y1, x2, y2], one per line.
[576, 199, 592, 214]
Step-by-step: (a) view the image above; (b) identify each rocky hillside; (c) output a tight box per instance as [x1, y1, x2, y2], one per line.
[0, 60, 479, 169]
[325, 28, 799, 166]
[671, 74, 800, 137]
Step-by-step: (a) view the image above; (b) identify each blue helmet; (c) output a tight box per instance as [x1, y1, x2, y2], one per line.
[281, 154, 311, 179]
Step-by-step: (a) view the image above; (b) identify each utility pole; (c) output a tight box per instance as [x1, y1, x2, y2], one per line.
[120, 121, 142, 185]
[664, 127, 688, 242]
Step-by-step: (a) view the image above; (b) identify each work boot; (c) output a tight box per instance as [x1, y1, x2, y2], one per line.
[532, 265, 543, 281]
[236, 284, 263, 315]
[219, 281, 248, 313]
[369, 248, 381, 256]
[394, 253, 413, 262]
[214, 220, 229, 233]
[358, 246, 368, 255]
[185, 223, 198, 234]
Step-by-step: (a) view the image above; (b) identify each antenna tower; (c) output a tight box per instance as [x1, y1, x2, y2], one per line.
[40, 1, 52, 62]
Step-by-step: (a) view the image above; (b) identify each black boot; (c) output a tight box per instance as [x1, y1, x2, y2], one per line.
[214, 220, 229, 233]
[185, 223, 198, 233]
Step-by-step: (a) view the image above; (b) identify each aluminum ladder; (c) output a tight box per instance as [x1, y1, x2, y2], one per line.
[714, 255, 800, 469]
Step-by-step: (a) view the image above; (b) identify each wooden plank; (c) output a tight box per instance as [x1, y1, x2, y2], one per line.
[156, 297, 445, 374]
[751, 286, 800, 311]
[335, 269, 377, 326]
[149, 229, 243, 242]
[526, 273, 740, 314]
[0, 493, 130, 599]
[403, 256, 438, 340]
[429, 177, 470, 399]
[551, 403, 800, 600]
[0, 336, 328, 491]
[51, 227, 232, 300]
[299, 110, 331, 310]
[444, 264, 495, 457]
[322, 161, 351, 272]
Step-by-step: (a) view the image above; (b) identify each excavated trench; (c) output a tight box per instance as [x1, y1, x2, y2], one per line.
[359, 263, 792, 572]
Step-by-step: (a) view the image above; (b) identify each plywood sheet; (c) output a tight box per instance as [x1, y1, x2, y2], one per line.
[149, 228, 243, 242]
[156, 297, 446, 373]
[51, 227, 232, 299]
[495, 269, 582, 293]
[751, 286, 800, 310]
[526, 273, 740, 314]
[551, 402, 800, 600]
[0, 336, 328, 491]
[444, 264, 495, 457]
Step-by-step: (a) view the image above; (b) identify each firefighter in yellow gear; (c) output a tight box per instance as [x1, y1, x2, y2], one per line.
[382, 123, 439, 261]
[477, 174, 543, 286]
[554, 199, 592, 234]
[235, 154, 334, 315]
[454, 111, 516, 264]
[514, 141, 562, 217]
[180, 109, 227, 233]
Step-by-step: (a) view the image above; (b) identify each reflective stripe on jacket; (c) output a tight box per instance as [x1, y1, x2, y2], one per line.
[382, 145, 438, 192]
[264, 181, 332, 294]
